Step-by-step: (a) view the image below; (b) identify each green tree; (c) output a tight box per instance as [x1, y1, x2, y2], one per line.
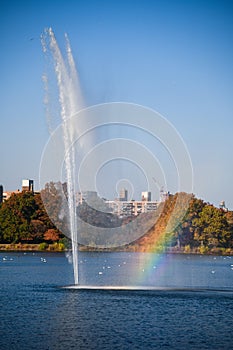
[193, 205, 232, 248]
[0, 192, 37, 243]
[0, 187, 64, 244]
[178, 196, 206, 247]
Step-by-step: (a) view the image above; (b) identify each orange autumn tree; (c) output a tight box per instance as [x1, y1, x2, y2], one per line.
[44, 228, 60, 243]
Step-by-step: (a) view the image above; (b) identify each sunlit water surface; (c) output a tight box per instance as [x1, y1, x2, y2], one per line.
[1, 251, 233, 349]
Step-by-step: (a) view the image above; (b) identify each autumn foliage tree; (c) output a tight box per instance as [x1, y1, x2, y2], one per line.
[0, 192, 38, 243]
[44, 228, 60, 242]
[0, 189, 64, 244]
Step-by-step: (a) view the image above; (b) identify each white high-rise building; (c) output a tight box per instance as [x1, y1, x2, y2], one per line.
[141, 191, 151, 201]
[119, 188, 128, 201]
[22, 179, 34, 192]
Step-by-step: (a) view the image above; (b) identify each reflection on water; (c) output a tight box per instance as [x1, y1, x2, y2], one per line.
[0, 252, 233, 350]
[77, 252, 233, 291]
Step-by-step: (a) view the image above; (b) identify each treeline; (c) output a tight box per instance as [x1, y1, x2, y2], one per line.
[127, 193, 233, 254]
[0, 183, 233, 254]
[0, 188, 66, 249]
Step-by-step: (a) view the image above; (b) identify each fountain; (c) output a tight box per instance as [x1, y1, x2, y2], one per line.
[41, 28, 84, 285]
[40, 29, 194, 290]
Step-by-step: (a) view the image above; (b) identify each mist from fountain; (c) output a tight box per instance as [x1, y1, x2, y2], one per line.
[40, 29, 194, 290]
[42, 28, 84, 285]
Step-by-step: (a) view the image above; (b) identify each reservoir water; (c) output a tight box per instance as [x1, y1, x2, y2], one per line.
[1, 251, 233, 349]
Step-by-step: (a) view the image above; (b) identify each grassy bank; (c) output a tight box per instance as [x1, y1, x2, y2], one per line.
[1, 243, 232, 255]
[79, 245, 233, 255]
[0, 242, 65, 252]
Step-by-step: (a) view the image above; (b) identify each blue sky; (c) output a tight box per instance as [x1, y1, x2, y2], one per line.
[1, 0, 233, 208]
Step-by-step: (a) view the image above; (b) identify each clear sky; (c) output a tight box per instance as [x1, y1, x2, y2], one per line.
[1, 0, 233, 208]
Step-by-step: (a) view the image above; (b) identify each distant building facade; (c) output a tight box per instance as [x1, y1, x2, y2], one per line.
[219, 200, 228, 212]
[141, 191, 151, 201]
[119, 188, 128, 201]
[106, 199, 159, 217]
[160, 190, 170, 202]
[76, 191, 98, 205]
[0, 185, 3, 204]
[106, 189, 160, 216]
[3, 190, 21, 202]
[22, 179, 34, 192]
[76, 188, 159, 217]
[1, 179, 34, 202]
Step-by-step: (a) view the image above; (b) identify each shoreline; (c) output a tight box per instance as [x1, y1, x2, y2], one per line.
[0, 243, 232, 256]
[0, 243, 64, 252]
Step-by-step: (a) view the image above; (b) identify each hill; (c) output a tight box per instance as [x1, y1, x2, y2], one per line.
[0, 185, 232, 254]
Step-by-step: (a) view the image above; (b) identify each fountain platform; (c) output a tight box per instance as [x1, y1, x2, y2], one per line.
[63, 285, 168, 290]
[61, 285, 233, 294]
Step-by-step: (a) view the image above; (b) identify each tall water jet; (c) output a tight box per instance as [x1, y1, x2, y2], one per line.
[41, 28, 84, 285]
[40, 30, 193, 290]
